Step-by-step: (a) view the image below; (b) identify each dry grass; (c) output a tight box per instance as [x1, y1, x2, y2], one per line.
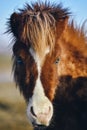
[0, 82, 33, 130]
[0, 54, 11, 72]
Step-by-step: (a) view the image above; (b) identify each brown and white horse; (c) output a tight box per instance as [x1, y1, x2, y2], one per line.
[8, 2, 87, 130]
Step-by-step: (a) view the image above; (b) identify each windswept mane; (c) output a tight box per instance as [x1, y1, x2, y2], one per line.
[58, 21, 87, 77]
[64, 21, 87, 57]
[9, 2, 69, 56]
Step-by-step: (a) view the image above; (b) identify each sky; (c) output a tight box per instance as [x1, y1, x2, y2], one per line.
[0, 0, 87, 51]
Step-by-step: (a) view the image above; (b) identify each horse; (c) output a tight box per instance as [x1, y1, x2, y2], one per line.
[8, 2, 87, 130]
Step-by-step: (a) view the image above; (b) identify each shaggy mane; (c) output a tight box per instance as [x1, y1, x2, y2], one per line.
[9, 2, 69, 56]
[64, 21, 87, 57]
[58, 21, 87, 78]
[20, 2, 69, 56]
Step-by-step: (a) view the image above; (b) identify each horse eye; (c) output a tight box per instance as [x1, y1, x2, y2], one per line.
[16, 56, 24, 65]
[55, 58, 60, 64]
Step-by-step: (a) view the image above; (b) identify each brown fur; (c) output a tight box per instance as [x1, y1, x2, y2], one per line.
[58, 22, 87, 78]
[8, 2, 87, 130]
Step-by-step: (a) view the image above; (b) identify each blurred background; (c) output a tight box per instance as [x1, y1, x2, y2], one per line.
[0, 0, 87, 130]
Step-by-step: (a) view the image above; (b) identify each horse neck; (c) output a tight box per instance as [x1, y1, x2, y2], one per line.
[63, 24, 87, 57]
[57, 24, 87, 78]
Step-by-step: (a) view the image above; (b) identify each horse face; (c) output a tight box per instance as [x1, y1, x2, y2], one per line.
[13, 42, 60, 127]
[10, 2, 68, 128]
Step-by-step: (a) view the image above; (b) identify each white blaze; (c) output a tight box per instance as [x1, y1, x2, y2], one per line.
[27, 47, 53, 126]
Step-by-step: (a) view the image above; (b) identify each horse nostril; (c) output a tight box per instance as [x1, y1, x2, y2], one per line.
[30, 106, 37, 117]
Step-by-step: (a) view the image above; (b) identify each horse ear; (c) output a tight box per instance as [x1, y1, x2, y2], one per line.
[56, 16, 69, 38]
[10, 13, 22, 38]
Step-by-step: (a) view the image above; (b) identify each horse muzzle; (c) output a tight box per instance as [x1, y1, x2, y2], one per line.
[27, 96, 53, 127]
